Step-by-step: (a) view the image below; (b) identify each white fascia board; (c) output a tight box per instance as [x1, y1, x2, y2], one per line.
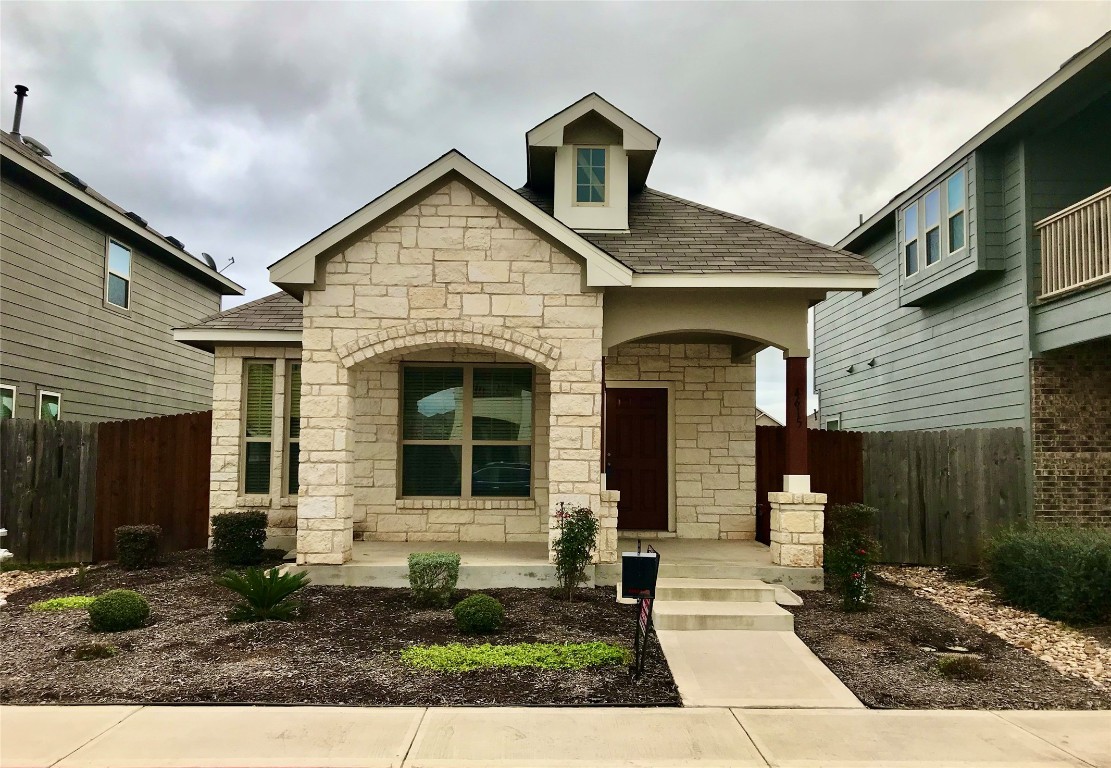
[629, 273, 880, 290]
[526, 94, 660, 151]
[268, 150, 633, 288]
[1, 144, 244, 296]
[836, 32, 1111, 250]
[173, 329, 303, 345]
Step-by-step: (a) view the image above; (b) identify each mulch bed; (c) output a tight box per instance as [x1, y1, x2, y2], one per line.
[0, 550, 680, 706]
[788, 575, 1111, 710]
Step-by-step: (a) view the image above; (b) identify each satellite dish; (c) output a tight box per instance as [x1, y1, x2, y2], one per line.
[201, 252, 217, 269]
[20, 134, 52, 157]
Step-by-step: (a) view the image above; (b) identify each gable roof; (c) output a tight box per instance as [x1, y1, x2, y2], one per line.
[268, 149, 634, 296]
[837, 30, 1111, 251]
[517, 186, 876, 283]
[173, 291, 302, 350]
[525, 93, 660, 151]
[0, 130, 244, 296]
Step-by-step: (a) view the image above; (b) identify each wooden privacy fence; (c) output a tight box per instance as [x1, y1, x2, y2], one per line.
[756, 425, 1027, 565]
[0, 411, 211, 564]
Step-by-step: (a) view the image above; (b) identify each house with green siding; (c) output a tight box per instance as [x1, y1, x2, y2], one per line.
[813, 32, 1110, 527]
[0, 93, 243, 423]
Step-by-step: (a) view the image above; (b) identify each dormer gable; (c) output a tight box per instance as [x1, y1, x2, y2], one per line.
[525, 94, 660, 232]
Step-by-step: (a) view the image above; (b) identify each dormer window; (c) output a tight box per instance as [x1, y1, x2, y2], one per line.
[575, 147, 607, 205]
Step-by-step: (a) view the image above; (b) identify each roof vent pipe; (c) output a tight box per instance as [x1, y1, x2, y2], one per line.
[11, 85, 29, 137]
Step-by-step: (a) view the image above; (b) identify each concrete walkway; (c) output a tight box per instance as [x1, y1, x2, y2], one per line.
[3, 705, 1108, 767]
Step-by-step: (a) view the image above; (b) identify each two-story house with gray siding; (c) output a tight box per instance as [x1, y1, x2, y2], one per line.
[814, 33, 1110, 527]
[1, 107, 243, 422]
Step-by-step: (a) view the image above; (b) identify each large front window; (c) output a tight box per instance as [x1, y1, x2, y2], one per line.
[401, 365, 532, 498]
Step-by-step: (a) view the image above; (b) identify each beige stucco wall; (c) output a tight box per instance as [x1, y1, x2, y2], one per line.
[296, 179, 618, 564]
[606, 342, 757, 540]
[210, 344, 303, 549]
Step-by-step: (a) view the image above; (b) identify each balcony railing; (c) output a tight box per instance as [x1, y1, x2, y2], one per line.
[1037, 186, 1111, 299]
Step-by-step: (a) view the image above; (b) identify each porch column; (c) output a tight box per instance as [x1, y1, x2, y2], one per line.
[784, 355, 809, 493]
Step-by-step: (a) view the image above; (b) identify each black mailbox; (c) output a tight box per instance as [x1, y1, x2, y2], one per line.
[621, 550, 660, 600]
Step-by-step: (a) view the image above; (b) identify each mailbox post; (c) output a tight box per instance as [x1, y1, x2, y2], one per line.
[622, 542, 660, 680]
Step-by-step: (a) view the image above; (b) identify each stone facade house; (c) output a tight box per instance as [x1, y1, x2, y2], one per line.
[177, 95, 878, 572]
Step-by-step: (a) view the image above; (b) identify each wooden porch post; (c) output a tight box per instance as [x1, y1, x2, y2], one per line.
[784, 356, 809, 493]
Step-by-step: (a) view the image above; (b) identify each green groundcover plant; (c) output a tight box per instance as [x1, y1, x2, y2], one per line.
[30, 595, 96, 612]
[401, 642, 629, 672]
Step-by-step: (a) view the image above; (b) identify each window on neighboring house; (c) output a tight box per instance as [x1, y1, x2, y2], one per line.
[947, 169, 966, 253]
[400, 365, 533, 498]
[904, 202, 919, 276]
[1, 385, 15, 420]
[38, 391, 61, 421]
[575, 147, 606, 204]
[242, 361, 274, 494]
[826, 419, 840, 431]
[924, 187, 941, 266]
[286, 362, 301, 496]
[106, 239, 132, 309]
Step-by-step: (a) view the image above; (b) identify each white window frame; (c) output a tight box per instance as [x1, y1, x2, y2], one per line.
[37, 390, 61, 421]
[945, 168, 967, 256]
[901, 164, 970, 280]
[284, 361, 301, 497]
[1, 384, 16, 420]
[105, 238, 133, 310]
[903, 202, 919, 277]
[573, 145, 608, 207]
[923, 186, 942, 268]
[241, 360, 276, 496]
[398, 362, 535, 500]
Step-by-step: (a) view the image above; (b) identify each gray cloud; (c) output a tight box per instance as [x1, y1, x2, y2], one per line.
[3, 1, 1108, 420]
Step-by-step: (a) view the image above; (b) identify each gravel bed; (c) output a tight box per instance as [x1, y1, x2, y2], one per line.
[878, 566, 1110, 690]
[0, 550, 679, 707]
[788, 575, 1111, 710]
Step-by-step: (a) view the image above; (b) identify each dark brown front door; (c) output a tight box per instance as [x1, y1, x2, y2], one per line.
[605, 388, 668, 530]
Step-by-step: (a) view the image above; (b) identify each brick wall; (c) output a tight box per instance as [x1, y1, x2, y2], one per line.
[1031, 337, 1111, 526]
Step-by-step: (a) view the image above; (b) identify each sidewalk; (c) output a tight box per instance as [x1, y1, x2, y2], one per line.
[2, 705, 1108, 767]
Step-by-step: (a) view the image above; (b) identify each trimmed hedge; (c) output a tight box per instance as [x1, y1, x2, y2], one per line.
[212, 511, 268, 566]
[88, 589, 150, 632]
[985, 525, 1111, 625]
[115, 525, 161, 570]
[453, 594, 504, 634]
[408, 552, 460, 607]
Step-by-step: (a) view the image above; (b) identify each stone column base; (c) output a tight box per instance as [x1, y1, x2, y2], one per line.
[768, 491, 826, 567]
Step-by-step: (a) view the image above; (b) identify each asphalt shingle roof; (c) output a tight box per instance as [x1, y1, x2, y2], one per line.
[188, 291, 303, 331]
[516, 186, 876, 275]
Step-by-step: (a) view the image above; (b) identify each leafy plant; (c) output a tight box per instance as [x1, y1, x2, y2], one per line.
[401, 642, 629, 672]
[72, 643, 118, 661]
[551, 503, 598, 601]
[88, 589, 150, 632]
[824, 503, 880, 611]
[30, 595, 95, 612]
[215, 567, 310, 622]
[453, 594, 504, 634]
[115, 525, 161, 570]
[407, 552, 461, 608]
[986, 525, 1111, 625]
[212, 511, 268, 566]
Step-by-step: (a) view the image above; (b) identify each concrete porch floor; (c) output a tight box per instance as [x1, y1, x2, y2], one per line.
[296, 537, 822, 590]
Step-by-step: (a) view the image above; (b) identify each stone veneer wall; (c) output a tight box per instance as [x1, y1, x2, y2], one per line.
[353, 348, 550, 543]
[297, 179, 618, 564]
[1030, 338, 1111, 526]
[209, 344, 303, 549]
[605, 342, 757, 539]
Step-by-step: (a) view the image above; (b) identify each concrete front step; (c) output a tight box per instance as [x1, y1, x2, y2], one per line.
[654, 578, 777, 603]
[653, 600, 795, 631]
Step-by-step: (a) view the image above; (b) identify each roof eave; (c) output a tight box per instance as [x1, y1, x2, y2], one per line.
[172, 328, 303, 352]
[628, 272, 880, 291]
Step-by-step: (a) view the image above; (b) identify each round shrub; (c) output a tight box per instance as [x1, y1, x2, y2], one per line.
[453, 594, 504, 635]
[88, 589, 150, 632]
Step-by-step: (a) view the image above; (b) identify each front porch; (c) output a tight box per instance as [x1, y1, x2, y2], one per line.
[296, 537, 823, 591]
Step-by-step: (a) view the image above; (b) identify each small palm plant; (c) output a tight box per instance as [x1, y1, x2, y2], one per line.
[214, 567, 310, 622]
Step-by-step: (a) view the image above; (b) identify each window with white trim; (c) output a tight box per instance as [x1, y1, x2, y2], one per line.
[1, 385, 15, 420]
[946, 169, 966, 253]
[574, 146, 606, 204]
[38, 390, 61, 421]
[285, 362, 301, 496]
[400, 365, 533, 498]
[924, 187, 941, 266]
[903, 202, 919, 276]
[242, 361, 274, 494]
[902, 166, 968, 277]
[106, 239, 132, 309]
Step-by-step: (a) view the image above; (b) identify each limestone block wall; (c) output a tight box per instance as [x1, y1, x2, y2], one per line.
[209, 344, 303, 549]
[605, 342, 757, 539]
[768, 491, 826, 567]
[298, 179, 609, 564]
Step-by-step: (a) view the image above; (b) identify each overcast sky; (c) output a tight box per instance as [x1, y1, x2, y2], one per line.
[2, 2, 1108, 421]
